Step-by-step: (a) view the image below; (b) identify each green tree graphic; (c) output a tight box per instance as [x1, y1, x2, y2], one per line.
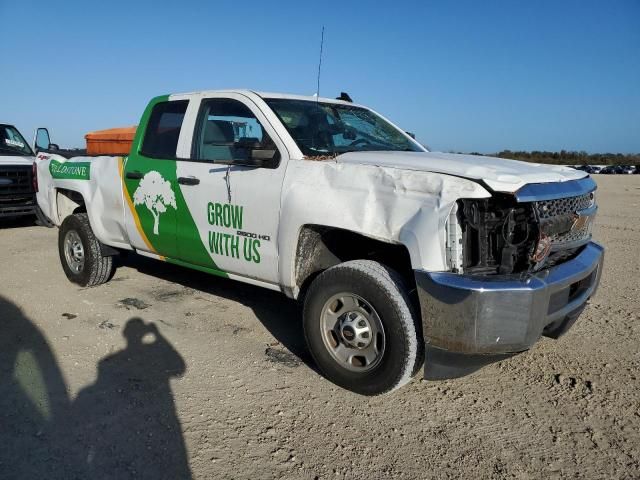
[133, 171, 177, 235]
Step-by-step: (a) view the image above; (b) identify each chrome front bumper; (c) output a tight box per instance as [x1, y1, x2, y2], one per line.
[415, 242, 604, 362]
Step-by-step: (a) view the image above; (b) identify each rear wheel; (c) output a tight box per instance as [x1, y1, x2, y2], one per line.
[303, 260, 424, 395]
[58, 213, 114, 287]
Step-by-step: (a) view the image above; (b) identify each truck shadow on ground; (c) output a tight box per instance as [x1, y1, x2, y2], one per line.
[0, 295, 192, 480]
[117, 253, 314, 370]
[0, 216, 38, 229]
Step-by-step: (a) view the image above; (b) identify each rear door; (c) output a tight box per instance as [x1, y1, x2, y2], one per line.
[122, 97, 188, 259]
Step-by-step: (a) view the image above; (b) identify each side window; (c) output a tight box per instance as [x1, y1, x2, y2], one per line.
[141, 100, 188, 158]
[193, 98, 277, 164]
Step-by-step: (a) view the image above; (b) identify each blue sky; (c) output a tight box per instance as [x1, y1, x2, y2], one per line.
[1, 0, 638, 153]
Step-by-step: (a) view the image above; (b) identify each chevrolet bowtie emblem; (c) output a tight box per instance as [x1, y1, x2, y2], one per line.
[571, 212, 590, 232]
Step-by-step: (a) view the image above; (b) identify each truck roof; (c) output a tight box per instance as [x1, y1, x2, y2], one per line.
[170, 89, 358, 106]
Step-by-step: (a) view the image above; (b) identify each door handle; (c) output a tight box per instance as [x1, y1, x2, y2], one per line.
[125, 171, 143, 180]
[178, 176, 200, 186]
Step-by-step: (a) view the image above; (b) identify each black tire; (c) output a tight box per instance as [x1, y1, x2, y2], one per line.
[35, 205, 55, 228]
[303, 260, 424, 396]
[58, 213, 114, 287]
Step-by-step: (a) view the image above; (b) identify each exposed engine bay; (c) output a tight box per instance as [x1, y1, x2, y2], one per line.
[449, 192, 596, 275]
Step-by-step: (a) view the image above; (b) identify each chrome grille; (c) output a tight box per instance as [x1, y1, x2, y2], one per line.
[534, 192, 595, 247]
[535, 193, 593, 220]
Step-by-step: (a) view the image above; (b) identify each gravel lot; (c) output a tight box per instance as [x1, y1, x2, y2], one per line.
[1, 176, 639, 479]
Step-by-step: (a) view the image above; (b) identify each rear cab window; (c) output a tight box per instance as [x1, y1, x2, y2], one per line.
[141, 101, 189, 159]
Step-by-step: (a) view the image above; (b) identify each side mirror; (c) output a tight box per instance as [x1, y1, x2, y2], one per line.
[233, 136, 279, 168]
[244, 148, 279, 168]
[34, 127, 51, 152]
[405, 131, 416, 139]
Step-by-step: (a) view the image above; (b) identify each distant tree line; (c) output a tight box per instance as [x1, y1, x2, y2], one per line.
[463, 150, 640, 166]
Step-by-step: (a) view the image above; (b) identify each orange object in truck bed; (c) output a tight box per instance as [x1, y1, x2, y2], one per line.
[85, 126, 137, 155]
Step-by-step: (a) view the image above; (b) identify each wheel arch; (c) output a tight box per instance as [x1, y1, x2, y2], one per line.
[54, 188, 113, 251]
[290, 224, 416, 301]
[55, 188, 87, 224]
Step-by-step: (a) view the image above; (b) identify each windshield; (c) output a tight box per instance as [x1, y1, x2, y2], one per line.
[264, 99, 423, 157]
[0, 125, 34, 156]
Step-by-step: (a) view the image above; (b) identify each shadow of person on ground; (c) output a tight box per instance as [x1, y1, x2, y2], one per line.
[62, 318, 191, 480]
[117, 253, 312, 368]
[0, 295, 70, 478]
[0, 296, 192, 479]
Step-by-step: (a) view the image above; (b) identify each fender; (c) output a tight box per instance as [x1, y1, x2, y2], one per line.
[277, 159, 490, 296]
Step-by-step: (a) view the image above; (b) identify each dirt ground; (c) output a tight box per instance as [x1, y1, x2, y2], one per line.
[0, 175, 638, 479]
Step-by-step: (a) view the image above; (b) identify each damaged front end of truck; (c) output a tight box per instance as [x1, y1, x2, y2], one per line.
[417, 176, 604, 379]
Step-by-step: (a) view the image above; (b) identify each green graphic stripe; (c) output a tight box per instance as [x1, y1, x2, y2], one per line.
[165, 257, 229, 279]
[122, 95, 228, 278]
[50, 160, 91, 180]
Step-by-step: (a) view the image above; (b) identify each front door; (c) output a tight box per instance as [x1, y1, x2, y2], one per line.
[122, 98, 188, 260]
[174, 95, 285, 283]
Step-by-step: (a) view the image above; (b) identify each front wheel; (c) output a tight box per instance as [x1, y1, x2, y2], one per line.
[303, 260, 424, 395]
[58, 213, 114, 287]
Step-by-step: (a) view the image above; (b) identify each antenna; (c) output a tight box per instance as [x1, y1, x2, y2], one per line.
[316, 26, 325, 100]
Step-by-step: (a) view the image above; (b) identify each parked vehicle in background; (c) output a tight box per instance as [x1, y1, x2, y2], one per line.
[600, 166, 619, 174]
[34, 89, 604, 395]
[572, 165, 607, 174]
[619, 165, 635, 174]
[0, 124, 53, 225]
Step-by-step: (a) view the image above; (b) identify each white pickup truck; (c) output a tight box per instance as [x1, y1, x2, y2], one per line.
[0, 123, 52, 224]
[35, 90, 604, 395]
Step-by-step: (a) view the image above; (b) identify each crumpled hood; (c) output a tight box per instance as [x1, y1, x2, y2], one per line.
[0, 155, 35, 167]
[336, 151, 587, 193]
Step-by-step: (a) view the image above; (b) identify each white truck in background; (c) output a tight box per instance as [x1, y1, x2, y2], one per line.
[0, 123, 52, 224]
[34, 90, 604, 395]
